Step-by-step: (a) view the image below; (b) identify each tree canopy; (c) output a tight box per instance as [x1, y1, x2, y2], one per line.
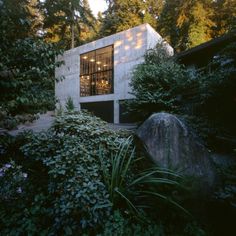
[40, 0, 97, 49]
[99, 0, 162, 36]
[101, 0, 235, 51]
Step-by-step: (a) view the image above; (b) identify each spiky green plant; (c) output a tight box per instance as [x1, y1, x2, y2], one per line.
[99, 137, 189, 218]
[65, 96, 75, 111]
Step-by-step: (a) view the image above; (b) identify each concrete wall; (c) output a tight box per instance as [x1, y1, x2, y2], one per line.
[55, 23, 173, 123]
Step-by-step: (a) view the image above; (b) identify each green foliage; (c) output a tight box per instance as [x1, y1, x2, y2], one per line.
[55, 102, 64, 116]
[127, 41, 236, 151]
[0, 106, 38, 130]
[101, 0, 235, 51]
[99, 210, 164, 236]
[0, 161, 28, 200]
[212, 0, 236, 37]
[21, 112, 128, 232]
[183, 222, 207, 236]
[0, 107, 18, 130]
[126, 43, 190, 121]
[0, 0, 39, 42]
[99, 137, 135, 209]
[0, 111, 130, 235]
[156, 0, 235, 51]
[100, 0, 161, 37]
[0, 111, 191, 235]
[0, 37, 63, 115]
[0, 0, 63, 129]
[183, 42, 236, 149]
[214, 157, 236, 209]
[186, 1, 215, 48]
[40, 0, 97, 49]
[99, 135, 189, 219]
[65, 96, 75, 112]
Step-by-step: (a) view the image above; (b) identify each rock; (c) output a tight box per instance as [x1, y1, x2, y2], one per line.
[136, 112, 216, 192]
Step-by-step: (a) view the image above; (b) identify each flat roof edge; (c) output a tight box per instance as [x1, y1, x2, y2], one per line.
[65, 23, 156, 54]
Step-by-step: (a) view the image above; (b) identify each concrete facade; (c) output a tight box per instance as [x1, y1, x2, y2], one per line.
[55, 23, 173, 123]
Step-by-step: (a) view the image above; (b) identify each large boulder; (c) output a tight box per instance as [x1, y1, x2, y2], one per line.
[136, 112, 216, 191]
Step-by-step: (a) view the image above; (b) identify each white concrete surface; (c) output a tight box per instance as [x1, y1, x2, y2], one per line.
[55, 24, 173, 123]
[7, 112, 55, 136]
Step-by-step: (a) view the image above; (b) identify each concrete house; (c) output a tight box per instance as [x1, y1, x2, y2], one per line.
[55, 23, 173, 123]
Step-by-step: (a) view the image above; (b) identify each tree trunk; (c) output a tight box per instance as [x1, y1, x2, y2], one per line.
[71, 23, 75, 49]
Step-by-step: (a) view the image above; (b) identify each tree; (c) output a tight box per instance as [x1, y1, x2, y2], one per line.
[184, 0, 215, 49]
[100, 0, 162, 36]
[0, 0, 63, 124]
[0, 0, 40, 42]
[0, 38, 63, 116]
[77, 0, 101, 44]
[157, 0, 180, 51]
[212, 0, 236, 36]
[157, 0, 215, 51]
[41, 0, 96, 49]
[157, 0, 236, 51]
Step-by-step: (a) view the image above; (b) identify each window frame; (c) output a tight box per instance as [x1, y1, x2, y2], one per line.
[79, 45, 114, 97]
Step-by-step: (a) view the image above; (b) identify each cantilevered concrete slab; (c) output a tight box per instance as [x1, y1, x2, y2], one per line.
[55, 23, 173, 123]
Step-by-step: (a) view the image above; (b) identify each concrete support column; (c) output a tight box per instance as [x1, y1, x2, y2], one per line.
[77, 103, 81, 111]
[114, 100, 120, 124]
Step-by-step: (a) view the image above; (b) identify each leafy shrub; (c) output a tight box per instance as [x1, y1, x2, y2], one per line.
[0, 111, 131, 235]
[186, 42, 236, 150]
[0, 107, 18, 129]
[0, 106, 39, 129]
[182, 222, 207, 236]
[0, 37, 63, 119]
[0, 111, 191, 235]
[0, 161, 28, 201]
[99, 210, 164, 236]
[126, 43, 191, 121]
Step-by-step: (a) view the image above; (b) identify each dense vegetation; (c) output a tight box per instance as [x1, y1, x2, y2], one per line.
[0, 38, 63, 128]
[0, 0, 63, 129]
[1, 111, 235, 235]
[101, 0, 235, 51]
[127, 42, 236, 152]
[0, 111, 197, 235]
[0, 1, 235, 235]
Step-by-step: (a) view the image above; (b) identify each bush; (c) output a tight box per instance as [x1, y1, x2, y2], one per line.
[0, 107, 18, 129]
[99, 210, 164, 236]
[126, 42, 236, 152]
[126, 43, 191, 121]
[0, 37, 63, 117]
[0, 111, 191, 235]
[0, 111, 130, 235]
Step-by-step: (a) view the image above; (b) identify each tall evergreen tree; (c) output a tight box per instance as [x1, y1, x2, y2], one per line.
[158, 0, 215, 51]
[212, 0, 236, 36]
[100, 0, 162, 36]
[0, 0, 40, 42]
[78, 0, 100, 44]
[157, 0, 180, 50]
[40, 0, 96, 49]
[175, 0, 215, 50]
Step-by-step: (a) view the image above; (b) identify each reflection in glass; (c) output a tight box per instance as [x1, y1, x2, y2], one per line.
[80, 45, 113, 96]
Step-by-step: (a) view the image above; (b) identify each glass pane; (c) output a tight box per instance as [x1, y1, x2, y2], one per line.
[80, 45, 113, 97]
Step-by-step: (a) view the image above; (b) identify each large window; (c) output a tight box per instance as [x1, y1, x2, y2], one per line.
[80, 45, 113, 97]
